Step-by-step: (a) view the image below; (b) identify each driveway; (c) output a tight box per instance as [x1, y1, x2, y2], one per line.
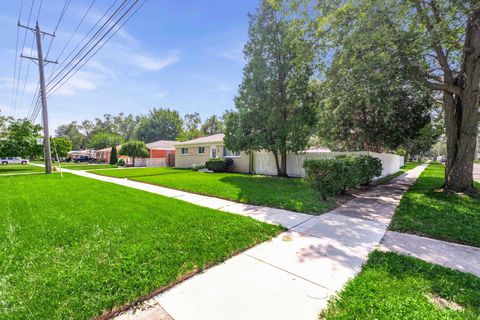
[474, 163, 480, 182]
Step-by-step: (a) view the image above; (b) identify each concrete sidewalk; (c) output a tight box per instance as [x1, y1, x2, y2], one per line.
[112, 165, 427, 320]
[35, 163, 426, 319]
[381, 231, 480, 277]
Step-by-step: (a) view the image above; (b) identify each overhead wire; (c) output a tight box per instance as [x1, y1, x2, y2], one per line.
[27, 0, 72, 120]
[14, 0, 35, 118]
[11, 0, 24, 117]
[31, 0, 122, 121]
[30, 0, 148, 122]
[48, 0, 149, 98]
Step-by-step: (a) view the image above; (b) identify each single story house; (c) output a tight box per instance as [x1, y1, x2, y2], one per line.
[175, 134, 250, 173]
[97, 146, 122, 163]
[97, 140, 176, 167]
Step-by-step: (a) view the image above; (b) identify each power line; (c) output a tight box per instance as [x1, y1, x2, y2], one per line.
[48, 0, 148, 99]
[30, 0, 148, 122]
[27, 0, 73, 120]
[46, 0, 130, 89]
[11, 0, 24, 117]
[14, 0, 35, 118]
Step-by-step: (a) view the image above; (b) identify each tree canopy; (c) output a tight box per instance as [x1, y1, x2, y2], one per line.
[0, 119, 43, 159]
[119, 140, 149, 166]
[135, 108, 183, 142]
[289, 0, 479, 191]
[87, 132, 124, 149]
[225, 0, 317, 176]
[201, 115, 224, 136]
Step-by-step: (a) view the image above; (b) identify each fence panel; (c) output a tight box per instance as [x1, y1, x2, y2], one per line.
[252, 151, 402, 178]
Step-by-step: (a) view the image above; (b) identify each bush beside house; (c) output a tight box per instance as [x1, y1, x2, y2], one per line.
[205, 158, 233, 172]
[303, 155, 382, 199]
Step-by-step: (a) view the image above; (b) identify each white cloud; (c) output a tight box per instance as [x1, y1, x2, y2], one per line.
[128, 52, 180, 71]
[54, 71, 99, 96]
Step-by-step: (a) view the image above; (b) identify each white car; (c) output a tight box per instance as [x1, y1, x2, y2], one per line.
[0, 157, 29, 165]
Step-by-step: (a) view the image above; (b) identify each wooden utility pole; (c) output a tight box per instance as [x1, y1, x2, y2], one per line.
[19, 21, 57, 174]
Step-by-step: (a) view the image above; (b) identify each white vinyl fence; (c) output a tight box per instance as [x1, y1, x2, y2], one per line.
[252, 151, 404, 179]
[132, 158, 166, 167]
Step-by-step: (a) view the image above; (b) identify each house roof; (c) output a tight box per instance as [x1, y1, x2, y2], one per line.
[146, 140, 177, 150]
[175, 134, 225, 146]
[96, 146, 121, 152]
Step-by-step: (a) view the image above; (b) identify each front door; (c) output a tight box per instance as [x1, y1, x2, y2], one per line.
[210, 146, 217, 158]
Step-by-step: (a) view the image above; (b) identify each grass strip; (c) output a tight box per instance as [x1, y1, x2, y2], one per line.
[322, 251, 480, 320]
[389, 163, 480, 247]
[0, 173, 281, 319]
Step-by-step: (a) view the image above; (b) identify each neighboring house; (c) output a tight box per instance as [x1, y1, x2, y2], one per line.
[97, 140, 176, 166]
[137, 140, 176, 167]
[97, 146, 122, 163]
[175, 134, 250, 173]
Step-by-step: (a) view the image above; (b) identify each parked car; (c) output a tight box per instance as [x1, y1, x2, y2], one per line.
[1, 157, 29, 165]
[73, 156, 96, 163]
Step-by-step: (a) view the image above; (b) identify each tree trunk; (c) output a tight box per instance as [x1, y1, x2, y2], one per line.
[272, 151, 281, 176]
[132, 156, 135, 167]
[279, 150, 288, 177]
[444, 9, 480, 194]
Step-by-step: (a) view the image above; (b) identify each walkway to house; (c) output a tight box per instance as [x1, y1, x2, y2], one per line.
[381, 231, 480, 277]
[31, 163, 426, 319]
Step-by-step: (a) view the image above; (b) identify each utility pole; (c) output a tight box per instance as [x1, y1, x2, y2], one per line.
[19, 21, 57, 174]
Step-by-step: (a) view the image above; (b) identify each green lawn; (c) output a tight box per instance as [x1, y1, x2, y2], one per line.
[0, 173, 281, 319]
[89, 167, 335, 214]
[57, 163, 117, 170]
[372, 161, 421, 186]
[0, 164, 43, 175]
[322, 251, 480, 320]
[390, 163, 480, 247]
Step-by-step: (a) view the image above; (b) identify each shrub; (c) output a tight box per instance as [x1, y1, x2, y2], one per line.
[109, 147, 118, 165]
[189, 163, 206, 171]
[303, 158, 348, 200]
[303, 155, 383, 199]
[205, 158, 234, 172]
[117, 159, 126, 166]
[357, 155, 382, 184]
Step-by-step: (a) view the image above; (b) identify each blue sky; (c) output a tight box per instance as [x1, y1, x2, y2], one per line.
[0, 0, 258, 130]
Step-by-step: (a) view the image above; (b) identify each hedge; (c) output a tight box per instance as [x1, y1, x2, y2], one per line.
[303, 155, 382, 199]
[205, 158, 234, 172]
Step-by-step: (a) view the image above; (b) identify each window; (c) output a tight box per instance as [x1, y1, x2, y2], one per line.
[198, 147, 205, 155]
[181, 148, 188, 155]
[210, 146, 217, 158]
[224, 148, 240, 157]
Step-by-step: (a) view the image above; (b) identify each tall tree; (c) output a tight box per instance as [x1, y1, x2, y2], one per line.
[50, 137, 73, 160]
[225, 1, 316, 176]
[87, 133, 124, 149]
[55, 122, 86, 149]
[109, 146, 118, 165]
[201, 115, 224, 136]
[179, 112, 202, 141]
[119, 140, 149, 166]
[0, 119, 43, 159]
[135, 108, 183, 142]
[317, 39, 435, 152]
[298, 0, 480, 192]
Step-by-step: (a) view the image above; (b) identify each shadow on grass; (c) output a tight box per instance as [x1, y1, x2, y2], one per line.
[218, 174, 333, 214]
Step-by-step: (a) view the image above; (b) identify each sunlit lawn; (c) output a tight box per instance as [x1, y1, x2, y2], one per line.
[322, 251, 480, 319]
[390, 163, 480, 247]
[90, 167, 336, 214]
[0, 164, 43, 175]
[0, 173, 281, 319]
